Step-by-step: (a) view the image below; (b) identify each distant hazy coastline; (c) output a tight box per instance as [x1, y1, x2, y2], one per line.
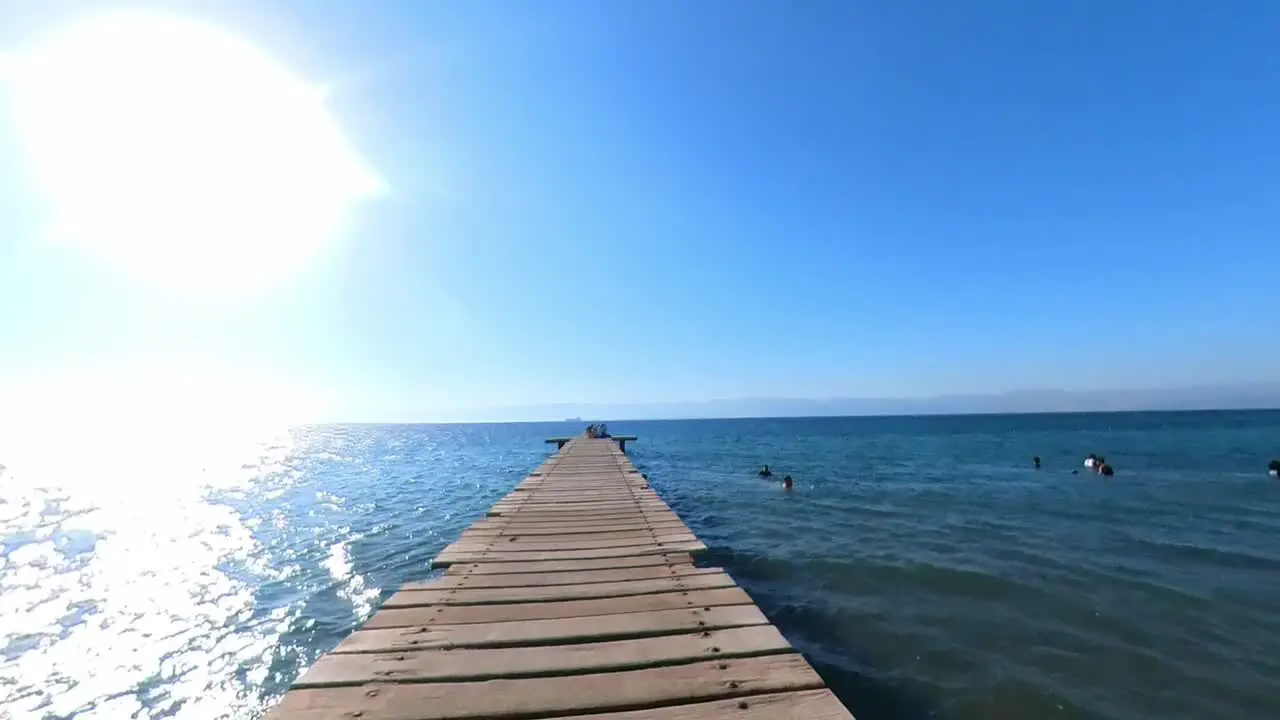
[431, 383, 1280, 423]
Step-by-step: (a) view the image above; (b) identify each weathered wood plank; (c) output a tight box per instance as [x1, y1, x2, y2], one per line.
[484, 512, 682, 524]
[508, 488, 656, 497]
[458, 528, 657, 542]
[488, 509, 680, 521]
[363, 587, 755, 626]
[338, 605, 770, 652]
[432, 541, 706, 566]
[553, 690, 855, 720]
[267, 654, 824, 720]
[417, 563, 705, 589]
[495, 498, 667, 508]
[483, 513, 684, 524]
[442, 533, 697, 552]
[295, 626, 792, 686]
[442, 554, 691, 575]
[385, 571, 735, 607]
[462, 521, 690, 536]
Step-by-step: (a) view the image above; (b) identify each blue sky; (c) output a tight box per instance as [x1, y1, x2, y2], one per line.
[1, 0, 1278, 423]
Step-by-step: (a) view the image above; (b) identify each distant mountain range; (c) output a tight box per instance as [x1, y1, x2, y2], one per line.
[437, 383, 1280, 423]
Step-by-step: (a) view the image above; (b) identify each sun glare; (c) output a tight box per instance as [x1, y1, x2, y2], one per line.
[3, 12, 385, 294]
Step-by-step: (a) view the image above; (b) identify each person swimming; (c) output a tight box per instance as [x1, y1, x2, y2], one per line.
[758, 465, 773, 477]
[1033, 456, 1041, 469]
[1269, 460, 1279, 478]
[782, 474, 793, 490]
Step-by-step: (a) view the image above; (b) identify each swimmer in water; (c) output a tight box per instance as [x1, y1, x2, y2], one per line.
[782, 475, 793, 490]
[758, 465, 773, 477]
[1033, 456, 1041, 469]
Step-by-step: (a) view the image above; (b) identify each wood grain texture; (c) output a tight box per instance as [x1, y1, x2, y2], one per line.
[297, 626, 792, 686]
[339, 604, 769, 651]
[385, 572, 735, 607]
[363, 587, 755, 626]
[432, 541, 707, 566]
[462, 521, 691, 536]
[441, 533, 698, 552]
[418, 563, 705, 589]
[267, 654, 824, 720]
[554, 690, 856, 720]
[441, 553, 692, 575]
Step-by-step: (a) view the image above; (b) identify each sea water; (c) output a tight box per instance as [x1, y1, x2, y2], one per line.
[2, 411, 1278, 719]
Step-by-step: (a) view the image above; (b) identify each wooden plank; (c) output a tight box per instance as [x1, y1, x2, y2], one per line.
[462, 521, 690, 536]
[457, 528, 658, 542]
[483, 514, 683, 525]
[433, 541, 706, 566]
[486, 504, 670, 515]
[504, 495, 660, 505]
[496, 498, 667, 508]
[477, 516, 686, 527]
[415, 563, 705, 589]
[267, 654, 824, 720]
[295, 626, 792, 686]
[509, 485, 645, 492]
[553, 690, 855, 720]
[492, 499, 663, 508]
[442, 533, 697, 552]
[455, 531, 692, 546]
[489, 504, 671, 515]
[363, 587, 755, 626]
[385, 571, 735, 607]
[338, 605, 770, 652]
[494, 497, 665, 502]
[443, 554, 691, 575]
[508, 493, 650, 502]
[489, 508, 679, 521]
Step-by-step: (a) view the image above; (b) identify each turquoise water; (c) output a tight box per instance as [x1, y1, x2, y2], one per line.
[2, 411, 1278, 719]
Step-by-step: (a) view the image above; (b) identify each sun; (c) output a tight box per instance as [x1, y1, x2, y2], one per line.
[2, 11, 385, 294]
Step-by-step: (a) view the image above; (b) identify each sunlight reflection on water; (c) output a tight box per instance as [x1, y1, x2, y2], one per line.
[0, 422, 545, 719]
[0, 426, 301, 718]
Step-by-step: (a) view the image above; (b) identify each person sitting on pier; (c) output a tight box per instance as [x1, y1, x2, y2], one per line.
[598, 423, 609, 438]
[758, 465, 773, 477]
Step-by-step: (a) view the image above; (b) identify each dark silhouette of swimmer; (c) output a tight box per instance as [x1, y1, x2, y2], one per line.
[1100, 464, 1115, 477]
[1033, 456, 1041, 469]
[782, 475, 793, 490]
[758, 465, 773, 477]
[1268, 460, 1279, 477]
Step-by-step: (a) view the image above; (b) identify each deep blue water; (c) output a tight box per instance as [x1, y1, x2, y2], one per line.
[2, 411, 1279, 719]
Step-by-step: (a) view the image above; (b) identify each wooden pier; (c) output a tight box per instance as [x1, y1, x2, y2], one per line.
[267, 437, 854, 720]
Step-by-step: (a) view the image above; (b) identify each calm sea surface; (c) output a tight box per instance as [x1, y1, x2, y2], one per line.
[2, 411, 1278, 719]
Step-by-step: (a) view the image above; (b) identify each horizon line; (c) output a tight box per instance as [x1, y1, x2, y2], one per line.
[303, 403, 1280, 427]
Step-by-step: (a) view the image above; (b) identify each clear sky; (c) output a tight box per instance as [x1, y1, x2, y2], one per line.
[1, 0, 1277, 424]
